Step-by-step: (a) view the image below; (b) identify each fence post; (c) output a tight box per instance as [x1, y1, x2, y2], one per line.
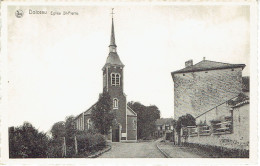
[75, 136, 78, 155]
[62, 137, 66, 157]
[197, 126, 200, 138]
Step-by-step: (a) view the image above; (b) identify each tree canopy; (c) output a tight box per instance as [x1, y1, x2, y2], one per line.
[91, 90, 115, 135]
[176, 114, 196, 134]
[50, 121, 65, 139]
[128, 101, 160, 139]
[9, 122, 49, 158]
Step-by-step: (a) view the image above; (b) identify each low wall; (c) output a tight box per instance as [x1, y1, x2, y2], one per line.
[182, 142, 249, 158]
[185, 133, 249, 150]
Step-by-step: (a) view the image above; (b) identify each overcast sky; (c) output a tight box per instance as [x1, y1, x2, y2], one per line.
[7, 5, 250, 132]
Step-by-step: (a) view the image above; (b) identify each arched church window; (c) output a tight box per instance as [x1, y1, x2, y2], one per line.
[87, 119, 91, 129]
[111, 73, 120, 86]
[113, 98, 118, 109]
[115, 74, 120, 86]
[133, 119, 137, 130]
[111, 73, 116, 86]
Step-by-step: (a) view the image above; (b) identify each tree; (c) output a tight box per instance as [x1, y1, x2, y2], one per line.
[50, 121, 65, 139]
[176, 114, 196, 134]
[64, 116, 77, 157]
[48, 116, 77, 158]
[227, 93, 249, 106]
[128, 101, 161, 139]
[91, 90, 115, 135]
[9, 122, 49, 158]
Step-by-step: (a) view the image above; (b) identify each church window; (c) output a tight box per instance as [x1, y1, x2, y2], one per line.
[113, 98, 118, 109]
[115, 74, 120, 85]
[111, 73, 120, 86]
[80, 118, 83, 130]
[87, 119, 91, 129]
[133, 120, 137, 130]
[111, 73, 116, 86]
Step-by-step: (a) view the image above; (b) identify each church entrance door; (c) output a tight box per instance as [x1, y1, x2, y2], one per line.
[112, 126, 120, 142]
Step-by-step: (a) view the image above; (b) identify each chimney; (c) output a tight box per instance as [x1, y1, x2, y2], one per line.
[203, 57, 206, 61]
[185, 59, 193, 67]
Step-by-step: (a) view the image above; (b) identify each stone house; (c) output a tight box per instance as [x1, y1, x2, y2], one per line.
[171, 58, 246, 119]
[74, 15, 137, 142]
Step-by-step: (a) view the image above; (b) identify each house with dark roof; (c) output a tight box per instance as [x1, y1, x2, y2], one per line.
[74, 14, 137, 142]
[153, 118, 175, 141]
[171, 58, 246, 119]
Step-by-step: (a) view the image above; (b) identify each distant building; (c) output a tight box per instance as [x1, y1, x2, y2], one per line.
[171, 58, 246, 119]
[153, 118, 175, 141]
[74, 13, 137, 142]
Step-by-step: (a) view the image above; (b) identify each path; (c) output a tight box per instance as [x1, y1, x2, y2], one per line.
[99, 140, 165, 158]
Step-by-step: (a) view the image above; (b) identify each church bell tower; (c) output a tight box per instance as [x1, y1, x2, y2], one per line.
[102, 9, 127, 141]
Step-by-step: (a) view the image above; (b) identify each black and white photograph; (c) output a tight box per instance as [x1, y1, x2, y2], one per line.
[0, 0, 258, 165]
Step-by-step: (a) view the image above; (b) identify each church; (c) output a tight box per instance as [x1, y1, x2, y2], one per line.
[74, 11, 137, 142]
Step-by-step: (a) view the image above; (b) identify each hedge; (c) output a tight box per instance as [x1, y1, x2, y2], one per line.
[76, 132, 106, 155]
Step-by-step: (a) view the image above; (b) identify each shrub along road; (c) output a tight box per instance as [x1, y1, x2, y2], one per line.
[99, 140, 165, 158]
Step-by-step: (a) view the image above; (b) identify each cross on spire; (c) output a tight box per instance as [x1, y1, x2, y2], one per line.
[111, 8, 115, 18]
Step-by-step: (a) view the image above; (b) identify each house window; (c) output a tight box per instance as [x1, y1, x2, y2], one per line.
[113, 98, 118, 109]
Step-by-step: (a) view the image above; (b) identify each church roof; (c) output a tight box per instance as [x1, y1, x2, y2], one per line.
[171, 60, 245, 75]
[127, 105, 137, 116]
[75, 102, 136, 119]
[103, 17, 124, 68]
[104, 52, 124, 67]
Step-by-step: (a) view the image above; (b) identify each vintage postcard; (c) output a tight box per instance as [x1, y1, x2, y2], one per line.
[0, 0, 258, 165]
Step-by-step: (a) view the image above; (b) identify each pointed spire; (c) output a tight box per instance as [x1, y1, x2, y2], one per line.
[110, 17, 116, 47]
[103, 8, 124, 70]
[110, 8, 116, 47]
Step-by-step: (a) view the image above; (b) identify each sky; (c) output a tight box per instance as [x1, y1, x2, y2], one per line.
[6, 5, 250, 132]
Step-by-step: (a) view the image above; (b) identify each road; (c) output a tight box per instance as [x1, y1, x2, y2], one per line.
[99, 140, 209, 158]
[99, 140, 165, 158]
[157, 142, 203, 158]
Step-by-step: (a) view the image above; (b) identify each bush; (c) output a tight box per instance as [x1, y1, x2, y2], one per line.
[76, 132, 106, 155]
[47, 138, 64, 158]
[9, 122, 49, 158]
